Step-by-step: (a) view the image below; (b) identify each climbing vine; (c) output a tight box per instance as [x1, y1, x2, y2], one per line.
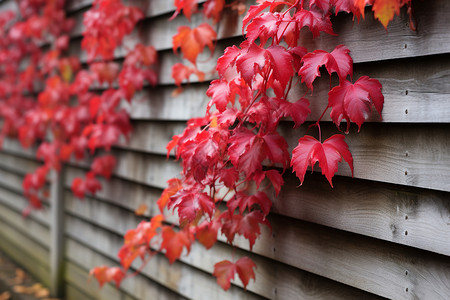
[0, 0, 414, 292]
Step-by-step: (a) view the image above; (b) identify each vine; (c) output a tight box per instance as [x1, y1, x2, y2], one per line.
[91, 0, 414, 291]
[0, 0, 414, 292]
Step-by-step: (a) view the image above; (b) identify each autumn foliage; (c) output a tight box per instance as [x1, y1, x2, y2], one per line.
[0, 0, 414, 292]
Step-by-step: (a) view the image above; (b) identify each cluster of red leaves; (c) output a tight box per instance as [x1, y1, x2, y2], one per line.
[89, 0, 421, 293]
[0, 1, 157, 212]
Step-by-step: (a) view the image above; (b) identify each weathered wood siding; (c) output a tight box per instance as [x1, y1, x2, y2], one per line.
[0, 0, 449, 299]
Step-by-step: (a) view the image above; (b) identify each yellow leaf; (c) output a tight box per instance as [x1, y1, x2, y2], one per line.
[134, 204, 148, 216]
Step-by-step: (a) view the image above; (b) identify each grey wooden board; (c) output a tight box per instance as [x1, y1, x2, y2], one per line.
[0, 151, 43, 176]
[0, 185, 50, 226]
[64, 214, 383, 300]
[277, 174, 450, 256]
[64, 226, 266, 300]
[0, 220, 50, 286]
[0, 202, 50, 248]
[64, 199, 450, 300]
[66, 283, 96, 300]
[65, 157, 450, 259]
[0, 234, 50, 289]
[64, 261, 139, 300]
[68, 120, 450, 193]
[248, 215, 450, 300]
[66, 150, 182, 190]
[0, 167, 27, 192]
[68, 0, 450, 64]
[64, 191, 384, 299]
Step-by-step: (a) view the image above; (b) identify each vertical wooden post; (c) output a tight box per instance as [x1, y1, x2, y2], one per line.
[49, 167, 65, 297]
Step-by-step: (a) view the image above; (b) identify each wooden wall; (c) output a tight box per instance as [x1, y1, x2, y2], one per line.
[0, 0, 449, 299]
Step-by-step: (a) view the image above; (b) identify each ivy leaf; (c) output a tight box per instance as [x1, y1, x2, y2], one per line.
[299, 45, 353, 90]
[294, 8, 335, 38]
[160, 227, 192, 264]
[213, 257, 256, 291]
[203, 0, 225, 24]
[280, 98, 311, 128]
[328, 76, 384, 131]
[196, 220, 220, 249]
[91, 155, 116, 179]
[172, 23, 217, 65]
[291, 134, 353, 187]
[90, 266, 125, 288]
[169, 190, 215, 224]
[213, 260, 236, 291]
[235, 257, 257, 289]
[170, 0, 198, 21]
[372, 0, 402, 28]
[246, 12, 280, 46]
[265, 169, 284, 195]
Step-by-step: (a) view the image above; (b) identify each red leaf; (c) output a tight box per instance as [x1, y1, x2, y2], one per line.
[235, 257, 257, 288]
[157, 178, 182, 212]
[291, 134, 353, 187]
[90, 266, 125, 288]
[172, 23, 216, 65]
[91, 155, 116, 179]
[299, 45, 353, 90]
[265, 169, 284, 195]
[196, 220, 220, 249]
[160, 227, 192, 264]
[261, 131, 290, 168]
[213, 257, 256, 290]
[203, 0, 225, 24]
[328, 76, 383, 130]
[213, 260, 236, 290]
[246, 12, 280, 46]
[171, 0, 198, 21]
[280, 98, 311, 128]
[169, 190, 215, 224]
[294, 8, 335, 38]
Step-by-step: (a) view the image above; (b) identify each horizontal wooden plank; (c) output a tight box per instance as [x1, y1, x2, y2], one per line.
[66, 283, 96, 300]
[277, 173, 450, 256]
[0, 202, 50, 247]
[0, 151, 43, 176]
[65, 214, 380, 300]
[0, 167, 27, 192]
[0, 235, 50, 289]
[281, 122, 450, 192]
[115, 50, 450, 124]
[66, 150, 181, 190]
[69, 0, 450, 65]
[234, 214, 450, 300]
[0, 185, 50, 226]
[65, 226, 265, 300]
[65, 241, 187, 300]
[65, 150, 450, 258]
[64, 260, 138, 300]
[0, 220, 50, 286]
[1, 138, 38, 159]
[74, 121, 450, 192]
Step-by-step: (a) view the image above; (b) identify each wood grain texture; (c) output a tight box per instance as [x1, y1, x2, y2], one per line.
[65, 227, 266, 300]
[0, 202, 50, 247]
[63, 180, 450, 299]
[245, 215, 450, 300]
[65, 248, 187, 300]
[276, 174, 450, 256]
[64, 121, 450, 192]
[0, 185, 50, 226]
[64, 212, 382, 300]
[0, 235, 50, 289]
[68, 0, 450, 64]
[0, 220, 50, 286]
[65, 261, 139, 300]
